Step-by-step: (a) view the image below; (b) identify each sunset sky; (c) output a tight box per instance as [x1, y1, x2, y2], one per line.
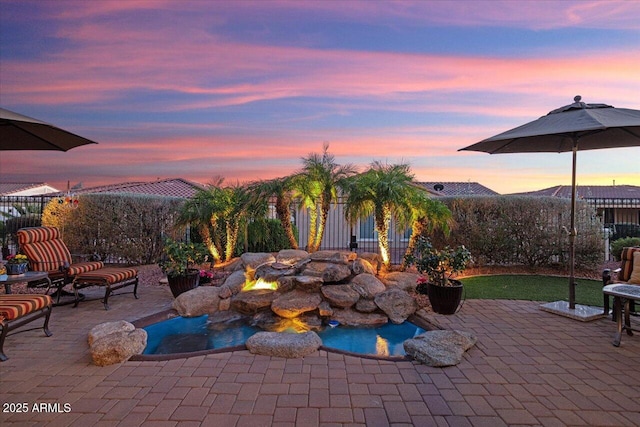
[1, 0, 639, 194]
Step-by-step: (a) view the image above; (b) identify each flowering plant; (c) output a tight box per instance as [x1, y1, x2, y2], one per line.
[5, 254, 28, 264]
[405, 236, 472, 287]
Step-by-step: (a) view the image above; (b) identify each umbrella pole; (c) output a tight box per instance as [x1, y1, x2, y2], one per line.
[569, 139, 578, 309]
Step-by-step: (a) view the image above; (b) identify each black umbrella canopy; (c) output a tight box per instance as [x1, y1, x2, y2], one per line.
[459, 96, 640, 312]
[461, 96, 640, 154]
[0, 107, 98, 151]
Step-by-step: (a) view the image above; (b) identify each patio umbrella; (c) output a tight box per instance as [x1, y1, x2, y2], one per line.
[459, 96, 640, 310]
[0, 107, 98, 151]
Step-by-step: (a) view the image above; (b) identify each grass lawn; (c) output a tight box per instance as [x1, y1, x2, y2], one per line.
[460, 275, 604, 307]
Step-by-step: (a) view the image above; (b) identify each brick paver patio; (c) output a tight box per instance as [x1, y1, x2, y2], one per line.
[1, 285, 639, 426]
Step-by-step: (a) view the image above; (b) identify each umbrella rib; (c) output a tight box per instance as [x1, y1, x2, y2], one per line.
[5, 123, 72, 151]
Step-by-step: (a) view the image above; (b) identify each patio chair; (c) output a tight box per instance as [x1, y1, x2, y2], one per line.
[17, 226, 139, 310]
[602, 246, 640, 316]
[0, 294, 52, 361]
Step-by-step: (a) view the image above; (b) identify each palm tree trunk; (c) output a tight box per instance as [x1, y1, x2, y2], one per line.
[314, 197, 331, 252]
[403, 220, 425, 269]
[276, 197, 298, 249]
[375, 206, 392, 269]
[199, 224, 221, 264]
[307, 206, 318, 252]
[225, 221, 239, 262]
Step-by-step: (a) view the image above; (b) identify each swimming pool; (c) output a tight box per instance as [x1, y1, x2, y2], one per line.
[142, 314, 426, 358]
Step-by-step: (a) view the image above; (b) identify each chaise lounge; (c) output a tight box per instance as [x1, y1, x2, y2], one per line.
[17, 226, 139, 310]
[0, 294, 52, 361]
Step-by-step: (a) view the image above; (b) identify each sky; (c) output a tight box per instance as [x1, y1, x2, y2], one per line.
[1, 0, 639, 194]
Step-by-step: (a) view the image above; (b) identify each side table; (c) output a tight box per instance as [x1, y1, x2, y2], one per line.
[603, 284, 640, 347]
[2, 271, 51, 295]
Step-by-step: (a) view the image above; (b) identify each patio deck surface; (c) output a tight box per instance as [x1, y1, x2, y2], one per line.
[1, 285, 639, 426]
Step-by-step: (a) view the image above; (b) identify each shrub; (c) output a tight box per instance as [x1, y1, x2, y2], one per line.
[426, 196, 603, 268]
[610, 237, 640, 261]
[42, 193, 184, 264]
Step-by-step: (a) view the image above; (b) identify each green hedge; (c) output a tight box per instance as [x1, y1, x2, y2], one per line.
[42, 193, 184, 265]
[426, 196, 603, 268]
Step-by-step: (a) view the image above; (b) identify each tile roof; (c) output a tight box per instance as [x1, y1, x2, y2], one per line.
[510, 185, 640, 200]
[69, 178, 207, 199]
[416, 181, 499, 196]
[0, 182, 59, 195]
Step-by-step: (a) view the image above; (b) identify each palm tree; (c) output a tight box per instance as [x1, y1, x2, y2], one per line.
[344, 162, 450, 270]
[176, 185, 223, 264]
[402, 191, 453, 266]
[247, 176, 298, 249]
[298, 143, 356, 252]
[177, 180, 258, 263]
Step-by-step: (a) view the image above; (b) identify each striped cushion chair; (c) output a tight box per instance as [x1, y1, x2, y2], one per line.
[603, 247, 640, 315]
[17, 226, 104, 283]
[0, 294, 53, 361]
[18, 226, 139, 310]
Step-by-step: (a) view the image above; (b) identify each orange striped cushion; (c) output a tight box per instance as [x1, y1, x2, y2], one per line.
[67, 261, 105, 275]
[0, 295, 52, 322]
[17, 227, 103, 274]
[18, 227, 72, 272]
[75, 267, 138, 285]
[619, 247, 640, 282]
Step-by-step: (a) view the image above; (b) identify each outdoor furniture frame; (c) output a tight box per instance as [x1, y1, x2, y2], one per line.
[602, 284, 640, 346]
[0, 294, 52, 361]
[602, 246, 640, 316]
[17, 226, 139, 310]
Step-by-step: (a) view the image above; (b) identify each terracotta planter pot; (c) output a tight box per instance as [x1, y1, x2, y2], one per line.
[427, 280, 463, 315]
[167, 269, 200, 298]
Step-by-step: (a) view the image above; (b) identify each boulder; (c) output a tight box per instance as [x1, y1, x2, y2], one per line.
[231, 289, 278, 314]
[317, 301, 333, 317]
[403, 330, 477, 367]
[246, 331, 322, 358]
[302, 261, 329, 278]
[173, 286, 221, 317]
[90, 328, 147, 366]
[271, 290, 322, 318]
[374, 288, 417, 324]
[351, 258, 376, 275]
[219, 270, 247, 298]
[321, 284, 360, 308]
[88, 320, 135, 346]
[254, 262, 297, 282]
[358, 252, 382, 272]
[354, 298, 378, 313]
[350, 273, 386, 298]
[292, 275, 324, 293]
[207, 310, 248, 331]
[276, 249, 310, 265]
[309, 251, 356, 264]
[241, 252, 276, 270]
[382, 272, 420, 292]
[322, 264, 353, 283]
[330, 308, 388, 327]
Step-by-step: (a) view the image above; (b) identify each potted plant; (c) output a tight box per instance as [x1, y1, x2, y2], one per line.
[4, 253, 29, 275]
[159, 239, 209, 297]
[404, 236, 472, 314]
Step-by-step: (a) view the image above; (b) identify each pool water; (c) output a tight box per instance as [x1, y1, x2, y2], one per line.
[142, 315, 426, 357]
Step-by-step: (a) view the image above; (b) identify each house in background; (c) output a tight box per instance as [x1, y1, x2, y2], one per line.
[511, 185, 640, 240]
[66, 178, 206, 199]
[0, 182, 59, 196]
[416, 181, 499, 197]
